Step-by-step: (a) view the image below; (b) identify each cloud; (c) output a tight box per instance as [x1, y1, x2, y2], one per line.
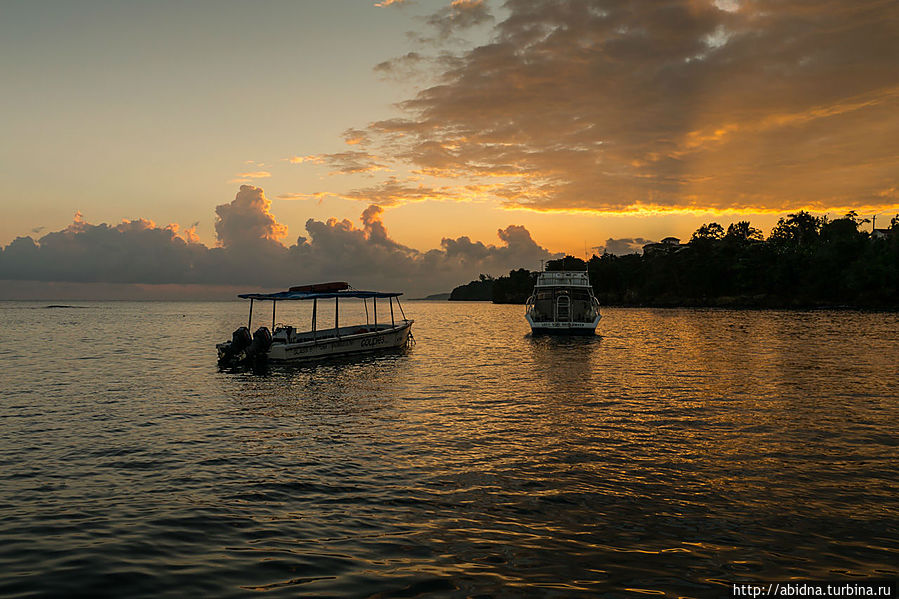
[342, 128, 372, 146]
[335, 176, 468, 206]
[183, 222, 200, 244]
[0, 214, 205, 284]
[374, 0, 407, 7]
[0, 186, 556, 297]
[214, 185, 288, 248]
[290, 205, 556, 292]
[276, 192, 321, 201]
[425, 0, 493, 40]
[436, 223, 550, 271]
[374, 52, 426, 80]
[227, 170, 272, 184]
[596, 237, 655, 256]
[349, 0, 899, 214]
[289, 150, 388, 175]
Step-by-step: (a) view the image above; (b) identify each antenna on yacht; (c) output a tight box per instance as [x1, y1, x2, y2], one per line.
[539, 259, 545, 272]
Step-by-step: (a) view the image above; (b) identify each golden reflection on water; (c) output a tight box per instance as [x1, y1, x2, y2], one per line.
[1, 301, 897, 596]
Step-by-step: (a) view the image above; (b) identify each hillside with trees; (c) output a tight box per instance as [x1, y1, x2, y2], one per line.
[448, 274, 494, 301]
[450, 212, 899, 308]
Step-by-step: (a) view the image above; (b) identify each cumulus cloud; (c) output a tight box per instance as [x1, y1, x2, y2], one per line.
[183, 222, 201, 244]
[0, 213, 206, 284]
[290, 208, 555, 293]
[596, 237, 655, 256]
[0, 187, 556, 296]
[350, 0, 899, 214]
[214, 185, 288, 248]
[436, 224, 550, 271]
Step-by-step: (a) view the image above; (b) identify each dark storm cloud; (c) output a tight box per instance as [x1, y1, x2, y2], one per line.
[0, 187, 555, 296]
[354, 0, 899, 213]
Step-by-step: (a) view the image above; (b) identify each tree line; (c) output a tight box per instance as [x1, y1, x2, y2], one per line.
[449, 211, 899, 308]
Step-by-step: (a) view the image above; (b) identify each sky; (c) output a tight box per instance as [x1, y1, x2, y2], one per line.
[1, 0, 898, 298]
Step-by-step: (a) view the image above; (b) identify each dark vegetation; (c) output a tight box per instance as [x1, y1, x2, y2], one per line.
[450, 212, 899, 308]
[448, 274, 495, 301]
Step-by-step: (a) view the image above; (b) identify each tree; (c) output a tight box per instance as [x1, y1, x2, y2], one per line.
[546, 255, 587, 271]
[690, 223, 725, 243]
[448, 207, 898, 308]
[724, 221, 763, 243]
[820, 211, 867, 244]
[449, 274, 494, 301]
[492, 268, 536, 303]
[768, 211, 824, 246]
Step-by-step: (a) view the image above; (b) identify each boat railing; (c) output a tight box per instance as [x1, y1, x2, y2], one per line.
[273, 319, 412, 346]
[241, 288, 410, 341]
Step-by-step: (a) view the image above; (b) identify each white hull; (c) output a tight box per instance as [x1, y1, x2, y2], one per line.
[526, 314, 601, 335]
[525, 270, 601, 335]
[267, 321, 413, 362]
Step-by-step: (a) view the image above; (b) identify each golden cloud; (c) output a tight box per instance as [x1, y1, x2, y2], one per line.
[343, 0, 899, 215]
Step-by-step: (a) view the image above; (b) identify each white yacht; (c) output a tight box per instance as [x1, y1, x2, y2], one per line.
[525, 270, 601, 335]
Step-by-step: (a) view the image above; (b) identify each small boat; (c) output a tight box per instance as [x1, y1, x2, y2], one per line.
[525, 270, 601, 335]
[217, 282, 414, 365]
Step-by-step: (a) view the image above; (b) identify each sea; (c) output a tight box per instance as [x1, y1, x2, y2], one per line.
[0, 300, 897, 598]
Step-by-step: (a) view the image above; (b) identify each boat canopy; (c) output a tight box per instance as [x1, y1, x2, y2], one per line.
[238, 289, 403, 301]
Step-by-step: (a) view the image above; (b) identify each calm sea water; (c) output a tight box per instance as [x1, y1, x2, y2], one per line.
[0, 301, 897, 598]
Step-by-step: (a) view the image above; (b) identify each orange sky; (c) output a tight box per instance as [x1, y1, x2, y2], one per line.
[1, 0, 897, 295]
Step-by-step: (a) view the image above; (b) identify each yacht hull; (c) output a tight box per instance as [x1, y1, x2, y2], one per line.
[525, 270, 601, 336]
[526, 316, 601, 335]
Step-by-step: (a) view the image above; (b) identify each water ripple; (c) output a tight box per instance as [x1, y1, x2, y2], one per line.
[0, 301, 897, 597]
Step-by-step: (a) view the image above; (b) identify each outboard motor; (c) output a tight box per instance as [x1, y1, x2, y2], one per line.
[245, 326, 273, 362]
[232, 326, 252, 349]
[217, 326, 252, 365]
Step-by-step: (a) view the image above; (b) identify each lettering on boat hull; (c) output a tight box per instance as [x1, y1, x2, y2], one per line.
[268, 324, 412, 362]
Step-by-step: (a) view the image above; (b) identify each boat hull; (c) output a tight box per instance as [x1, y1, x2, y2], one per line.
[529, 326, 598, 336]
[267, 321, 413, 362]
[526, 315, 601, 335]
[525, 270, 601, 336]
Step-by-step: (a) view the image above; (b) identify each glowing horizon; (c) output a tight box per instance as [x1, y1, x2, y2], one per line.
[1, 0, 897, 285]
